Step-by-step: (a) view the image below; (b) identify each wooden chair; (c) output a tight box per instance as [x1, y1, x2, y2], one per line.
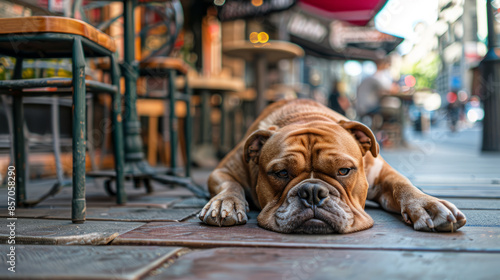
[94, 57, 192, 194]
[0, 16, 125, 223]
[138, 57, 192, 177]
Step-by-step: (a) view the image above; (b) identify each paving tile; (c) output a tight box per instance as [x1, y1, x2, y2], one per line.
[0, 219, 144, 245]
[0, 245, 187, 279]
[422, 189, 500, 199]
[445, 198, 500, 210]
[0, 207, 200, 222]
[144, 247, 500, 280]
[40, 194, 179, 209]
[112, 209, 500, 252]
[170, 197, 209, 209]
[185, 207, 500, 226]
[460, 210, 500, 227]
[37, 189, 184, 208]
[0, 179, 191, 209]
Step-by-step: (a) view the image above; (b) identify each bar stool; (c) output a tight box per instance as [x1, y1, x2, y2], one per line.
[188, 75, 245, 164]
[0, 16, 125, 223]
[93, 56, 195, 195]
[138, 57, 192, 177]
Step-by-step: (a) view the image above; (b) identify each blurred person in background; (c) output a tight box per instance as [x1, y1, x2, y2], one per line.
[356, 57, 399, 130]
[328, 80, 351, 116]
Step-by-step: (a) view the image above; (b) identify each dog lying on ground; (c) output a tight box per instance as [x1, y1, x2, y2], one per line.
[199, 99, 466, 233]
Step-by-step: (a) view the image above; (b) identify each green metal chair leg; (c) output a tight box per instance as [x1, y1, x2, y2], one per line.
[71, 37, 87, 224]
[184, 79, 192, 177]
[12, 58, 25, 206]
[110, 55, 126, 204]
[168, 69, 178, 174]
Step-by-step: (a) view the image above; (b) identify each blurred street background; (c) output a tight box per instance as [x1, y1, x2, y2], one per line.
[1, 0, 499, 173]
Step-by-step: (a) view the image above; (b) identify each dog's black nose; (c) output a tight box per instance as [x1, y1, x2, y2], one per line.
[298, 183, 328, 207]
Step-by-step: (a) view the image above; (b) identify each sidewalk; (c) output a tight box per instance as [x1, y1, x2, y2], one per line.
[0, 126, 499, 279]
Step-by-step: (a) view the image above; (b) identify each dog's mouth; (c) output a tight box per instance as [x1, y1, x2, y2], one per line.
[291, 217, 335, 234]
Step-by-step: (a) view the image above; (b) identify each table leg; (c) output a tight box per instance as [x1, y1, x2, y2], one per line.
[122, 0, 150, 168]
[184, 82, 192, 177]
[201, 90, 211, 144]
[51, 97, 65, 185]
[255, 54, 268, 115]
[168, 69, 178, 174]
[12, 57, 25, 206]
[147, 116, 159, 166]
[219, 93, 226, 155]
[71, 37, 86, 223]
[110, 55, 126, 205]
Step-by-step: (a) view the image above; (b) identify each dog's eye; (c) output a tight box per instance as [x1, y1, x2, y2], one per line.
[338, 168, 351, 176]
[275, 170, 289, 178]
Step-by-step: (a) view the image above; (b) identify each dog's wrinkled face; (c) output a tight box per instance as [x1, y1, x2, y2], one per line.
[244, 121, 379, 234]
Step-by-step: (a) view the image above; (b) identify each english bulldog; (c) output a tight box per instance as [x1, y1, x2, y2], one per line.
[199, 99, 466, 233]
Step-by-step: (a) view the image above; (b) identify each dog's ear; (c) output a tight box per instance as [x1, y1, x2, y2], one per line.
[244, 129, 274, 164]
[339, 120, 379, 157]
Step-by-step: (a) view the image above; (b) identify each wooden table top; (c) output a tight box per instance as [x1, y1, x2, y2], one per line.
[188, 76, 245, 93]
[139, 57, 190, 75]
[223, 40, 304, 63]
[0, 16, 116, 52]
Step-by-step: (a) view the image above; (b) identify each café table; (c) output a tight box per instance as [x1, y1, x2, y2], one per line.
[223, 40, 304, 114]
[188, 75, 245, 157]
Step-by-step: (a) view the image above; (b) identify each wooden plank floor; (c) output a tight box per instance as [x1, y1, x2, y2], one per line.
[0, 207, 200, 222]
[0, 245, 187, 280]
[112, 209, 500, 252]
[0, 219, 144, 245]
[143, 247, 500, 280]
[0, 128, 499, 279]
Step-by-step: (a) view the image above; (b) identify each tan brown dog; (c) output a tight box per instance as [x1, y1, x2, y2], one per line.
[199, 99, 466, 233]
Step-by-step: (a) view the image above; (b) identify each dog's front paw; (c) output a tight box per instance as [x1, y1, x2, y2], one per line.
[401, 196, 466, 232]
[199, 193, 249, 226]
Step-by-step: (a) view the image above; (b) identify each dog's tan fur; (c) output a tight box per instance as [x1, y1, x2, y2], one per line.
[200, 99, 466, 233]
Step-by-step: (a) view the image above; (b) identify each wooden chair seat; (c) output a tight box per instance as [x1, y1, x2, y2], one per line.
[139, 57, 190, 75]
[0, 16, 116, 57]
[188, 75, 245, 93]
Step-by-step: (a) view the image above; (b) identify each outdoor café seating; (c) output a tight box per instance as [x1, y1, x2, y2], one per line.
[138, 57, 192, 177]
[92, 56, 194, 195]
[0, 16, 125, 223]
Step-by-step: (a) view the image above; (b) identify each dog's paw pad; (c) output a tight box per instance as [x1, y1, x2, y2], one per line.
[199, 194, 248, 227]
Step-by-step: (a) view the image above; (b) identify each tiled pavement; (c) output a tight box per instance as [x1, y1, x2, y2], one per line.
[0, 127, 499, 279]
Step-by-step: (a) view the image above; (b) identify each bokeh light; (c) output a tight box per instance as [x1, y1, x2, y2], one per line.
[404, 75, 416, 87]
[258, 32, 269, 43]
[249, 32, 259, 43]
[252, 0, 263, 7]
[344, 60, 362, 76]
[446, 91, 457, 103]
[214, 0, 225, 6]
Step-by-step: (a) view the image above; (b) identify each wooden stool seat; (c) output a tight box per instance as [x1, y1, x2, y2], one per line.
[137, 57, 192, 172]
[139, 57, 190, 75]
[189, 75, 245, 93]
[0, 16, 116, 53]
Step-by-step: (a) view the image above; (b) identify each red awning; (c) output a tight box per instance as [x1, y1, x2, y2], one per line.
[299, 0, 388, 26]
